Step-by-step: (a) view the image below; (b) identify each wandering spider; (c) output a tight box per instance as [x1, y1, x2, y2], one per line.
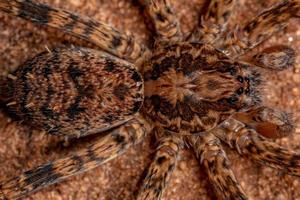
[0, 0, 300, 199]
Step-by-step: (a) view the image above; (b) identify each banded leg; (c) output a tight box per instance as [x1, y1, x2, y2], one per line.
[137, 132, 182, 200]
[139, 0, 182, 44]
[234, 106, 295, 139]
[0, 116, 151, 200]
[214, 118, 300, 176]
[220, 0, 300, 56]
[250, 45, 295, 71]
[0, 0, 150, 65]
[189, 133, 248, 200]
[189, 0, 236, 44]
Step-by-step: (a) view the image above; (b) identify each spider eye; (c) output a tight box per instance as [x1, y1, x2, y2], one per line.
[226, 96, 238, 105]
[226, 67, 237, 75]
[236, 88, 244, 95]
[245, 88, 250, 94]
[245, 77, 250, 83]
[237, 76, 244, 83]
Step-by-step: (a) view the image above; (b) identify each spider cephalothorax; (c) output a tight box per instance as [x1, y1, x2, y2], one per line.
[142, 42, 262, 133]
[0, 0, 299, 200]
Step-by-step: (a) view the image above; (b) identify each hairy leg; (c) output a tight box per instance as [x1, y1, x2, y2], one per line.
[0, 0, 150, 65]
[220, 0, 300, 57]
[214, 118, 300, 176]
[250, 45, 295, 70]
[139, 0, 182, 44]
[189, 0, 236, 44]
[0, 116, 150, 200]
[137, 131, 182, 200]
[234, 106, 295, 139]
[188, 133, 247, 200]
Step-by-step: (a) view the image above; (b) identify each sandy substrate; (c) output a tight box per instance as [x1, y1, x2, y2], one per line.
[0, 0, 300, 200]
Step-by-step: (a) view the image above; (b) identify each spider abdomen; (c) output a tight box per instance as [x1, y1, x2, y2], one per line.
[6, 47, 144, 137]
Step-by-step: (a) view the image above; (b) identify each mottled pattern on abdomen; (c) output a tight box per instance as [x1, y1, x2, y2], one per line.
[9, 47, 143, 137]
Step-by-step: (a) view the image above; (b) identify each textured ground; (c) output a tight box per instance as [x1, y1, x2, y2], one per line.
[0, 0, 300, 200]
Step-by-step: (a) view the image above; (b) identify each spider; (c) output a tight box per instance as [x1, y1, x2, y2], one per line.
[0, 0, 299, 199]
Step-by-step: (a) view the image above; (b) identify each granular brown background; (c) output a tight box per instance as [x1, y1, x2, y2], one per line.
[0, 0, 300, 200]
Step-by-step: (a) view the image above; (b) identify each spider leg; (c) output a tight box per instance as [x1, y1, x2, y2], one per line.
[249, 45, 295, 71]
[0, 0, 150, 65]
[214, 118, 300, 177]
[0, 115, 151, 200]
[138, 0, 182, 44]
[137, 131, 182, 200]
[234, 106, 295, 139]
[220, 0, 300, 57]
[188, 0, 236, 44]
[188, 133, 248, 200]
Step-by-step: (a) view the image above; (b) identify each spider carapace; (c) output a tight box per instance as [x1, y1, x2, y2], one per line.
[142, 42, 261, 134]
[0, 0, 300, 200]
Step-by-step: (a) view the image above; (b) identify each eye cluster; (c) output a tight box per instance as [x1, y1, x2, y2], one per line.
[239, 65, 263, 110]
[218, 62, 263, 110]
[236, 76, 250, 95]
